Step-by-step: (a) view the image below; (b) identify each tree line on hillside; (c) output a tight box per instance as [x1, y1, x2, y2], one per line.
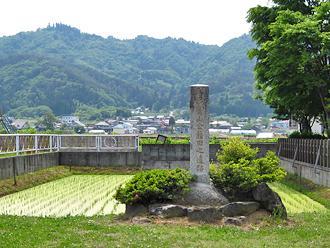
[0, 24, 272, 118]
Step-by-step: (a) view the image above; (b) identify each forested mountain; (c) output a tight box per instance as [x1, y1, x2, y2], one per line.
[0, 23, 271, 118]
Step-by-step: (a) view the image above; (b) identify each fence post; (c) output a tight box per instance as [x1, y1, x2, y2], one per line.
[50, 135, 53, 152]
[325, 139, 330, 168]
[314, 145, 321, 174]
[35, 135, 38, 154]
[16, 135, 19, 156]
[13, 157, 17, 185]
[136, 136, 140, 151]
[292, 144, 299, 169]
[97, 136, 100, 152]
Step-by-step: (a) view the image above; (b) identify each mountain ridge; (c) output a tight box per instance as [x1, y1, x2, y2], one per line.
[0, 23, 271, 119]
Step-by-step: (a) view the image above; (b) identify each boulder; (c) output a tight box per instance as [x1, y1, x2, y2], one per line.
[221, 201, 260, 217]
[125, 203, 148, 217]
[252, 183, 287, 219]
[149, 204, 187, 218]
[175, 183, 229, 206]
[187, 206, 223, 223]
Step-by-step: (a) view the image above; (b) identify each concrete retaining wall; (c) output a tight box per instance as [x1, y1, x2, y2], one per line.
[279, 157, 330, 188]
[59, 152, 141, 167]
[0, 151, 141, 180]
[142, 143, 278, 170]
[0, 153, 59, 180]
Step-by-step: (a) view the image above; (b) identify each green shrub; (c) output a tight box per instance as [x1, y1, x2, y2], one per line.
[288, 130, 326, 139]
[113, 168, 195, 206]
[254, 151, 286, 183]
[217, 137, 258, 164]
[210, 137, 286, 198]
[210, 159, 258, 196]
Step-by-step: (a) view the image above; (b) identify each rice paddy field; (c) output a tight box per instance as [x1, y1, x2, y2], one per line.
[268, 181, 328, 214]
[0, 175, 133, 217]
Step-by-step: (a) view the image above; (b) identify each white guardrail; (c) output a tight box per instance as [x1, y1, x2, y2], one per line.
[0, 134, 139, 155]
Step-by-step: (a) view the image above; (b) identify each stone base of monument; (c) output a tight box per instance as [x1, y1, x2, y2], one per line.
[174, 182, 230, 206]
[125, 182, 287, 224]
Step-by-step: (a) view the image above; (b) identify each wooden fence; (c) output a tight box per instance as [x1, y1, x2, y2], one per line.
[278, 138, 330, 168]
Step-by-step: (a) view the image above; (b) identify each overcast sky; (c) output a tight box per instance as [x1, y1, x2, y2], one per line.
[0, 0, 271, 47]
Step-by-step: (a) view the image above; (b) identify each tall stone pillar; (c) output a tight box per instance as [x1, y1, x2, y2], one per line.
[190, 84, 210, 184]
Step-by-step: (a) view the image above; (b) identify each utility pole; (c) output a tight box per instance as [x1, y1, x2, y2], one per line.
[0, 107, 11, 134]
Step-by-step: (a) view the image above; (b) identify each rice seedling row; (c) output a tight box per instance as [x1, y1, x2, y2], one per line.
[268, 182, 328, 214]
[0, 176, 97, 214]
[0, 175, 133, 217]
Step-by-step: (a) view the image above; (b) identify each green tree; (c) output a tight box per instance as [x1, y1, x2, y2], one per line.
[242, 123, 254, 130]
[260, 117, 270, 128]
[169, 116, 175, 133]
[42, 111, 56, 131]
[74, 125, 86, 134]
[247, 0, 330, 132]
[60, 123, 68, 130]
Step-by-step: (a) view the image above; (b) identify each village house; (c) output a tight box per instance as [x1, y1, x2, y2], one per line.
[93, 121, 111, 133]
[67, 120, 87, 130]
[112, 122, 138, 134]
[143, 127, 157, 134]
[11, 121, 29, 131]
[62, 115, 79, 123]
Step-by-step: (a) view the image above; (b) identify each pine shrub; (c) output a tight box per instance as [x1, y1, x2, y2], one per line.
[210, 137, 286, 198]
[113, 168, 195, 205]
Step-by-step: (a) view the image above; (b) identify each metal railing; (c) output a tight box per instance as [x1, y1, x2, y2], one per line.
[0, 134, 139, 155]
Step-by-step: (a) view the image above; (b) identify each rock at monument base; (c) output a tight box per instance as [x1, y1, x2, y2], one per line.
[125, 203, 148, 217]
[252, 182, 287, 219]
[187, 206, 223, 223]
[230, 189, 255, 202]
[175, 182, 229, 206]
[149, 204, 187, 218]
[221, 202, 260, 217]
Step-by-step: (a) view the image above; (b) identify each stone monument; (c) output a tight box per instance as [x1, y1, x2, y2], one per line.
[190, 84, 210, 184]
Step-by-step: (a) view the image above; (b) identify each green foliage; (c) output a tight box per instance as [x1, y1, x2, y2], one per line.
[0, 24, 271, 118]
[248, 1, 330, 130]
[169, 117, 175, 126]
[210, 159, 258, 195]
[113, 168, 194, 205]
[288, 130, 326, 139]
[210, 138, 286, 197]
[17, 128, 37, 134]
[254, 151, 286, 183]
[74, 126, 86, 134]
[217, 137, 258, 164]
[42, 111, 56, 131]
[7, 106, 53, 118]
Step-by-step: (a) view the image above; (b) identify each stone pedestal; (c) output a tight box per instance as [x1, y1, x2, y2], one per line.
[190, 84, 210, 184]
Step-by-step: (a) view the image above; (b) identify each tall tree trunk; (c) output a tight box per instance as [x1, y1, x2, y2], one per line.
[300, 118, 311, 133]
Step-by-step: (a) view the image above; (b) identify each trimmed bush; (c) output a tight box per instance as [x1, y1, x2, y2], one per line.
[113, 168, 195, 206]
[210, 137, 286, 199]
[288, 130, 326, 139]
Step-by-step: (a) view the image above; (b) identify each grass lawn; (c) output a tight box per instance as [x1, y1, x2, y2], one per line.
[0, 166, 329, 247]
